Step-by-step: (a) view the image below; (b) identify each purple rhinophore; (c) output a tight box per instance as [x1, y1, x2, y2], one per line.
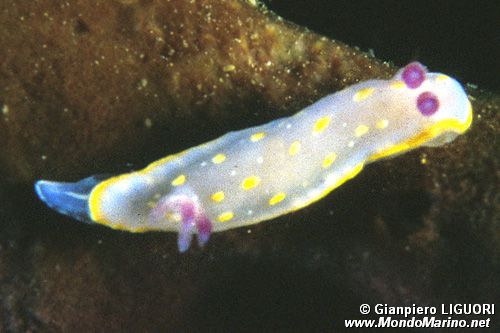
[178, 221, 195, 253]
[417, 92, 439, 116]
[180, 201, 195, 221]
[150, 195, 212, 252]
[402, 62, 426, 89]
[176, 200, 213, 252]
[196, 216, 212, 247]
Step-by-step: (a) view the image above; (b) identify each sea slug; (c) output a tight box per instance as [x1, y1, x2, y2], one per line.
[35, 62, 473, 252]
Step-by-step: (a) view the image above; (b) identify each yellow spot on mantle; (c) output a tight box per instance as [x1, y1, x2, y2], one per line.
[171, 175, 186, 186]
[289, 141, 301, 156]
[212, 153, 226, 164]
[390, 81, 405, 89]
[313, 116, 330, 134]
[211, 191, 225, 202]
[376, 119, 389, 129]
[354, 125, 369, 137]
[250, 132, 266, 142]
[269, 192, 286, 205]
[353, 87, 374, 102]
[218, 211, 233, 222]
[322, 152, 337, 168]
[241, 176, 260, 190]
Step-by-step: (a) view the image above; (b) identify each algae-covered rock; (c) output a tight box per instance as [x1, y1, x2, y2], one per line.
[0, 0, 387, 184]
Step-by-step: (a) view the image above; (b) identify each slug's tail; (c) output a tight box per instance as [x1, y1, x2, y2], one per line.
[35, 175, 110, 222]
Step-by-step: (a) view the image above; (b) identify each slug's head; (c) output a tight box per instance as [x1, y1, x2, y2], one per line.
[367, 62, 473, 162]
[397, 62, 473, 147]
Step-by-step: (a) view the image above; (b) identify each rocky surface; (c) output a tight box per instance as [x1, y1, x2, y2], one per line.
[0, 0, 498, 331]
[0, 0, 387, 184]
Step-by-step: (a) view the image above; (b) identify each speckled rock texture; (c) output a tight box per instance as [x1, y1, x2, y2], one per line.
[0, 0, 388, 184]
[0, 0, 498, 332]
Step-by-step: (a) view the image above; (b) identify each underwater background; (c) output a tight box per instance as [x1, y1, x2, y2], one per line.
[0, 0, 498, 331]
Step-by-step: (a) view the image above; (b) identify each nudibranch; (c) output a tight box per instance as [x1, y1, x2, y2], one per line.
[35, 62, 473, 252]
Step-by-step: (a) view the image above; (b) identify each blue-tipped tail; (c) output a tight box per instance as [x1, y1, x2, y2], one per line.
[35, 175, 108, 222]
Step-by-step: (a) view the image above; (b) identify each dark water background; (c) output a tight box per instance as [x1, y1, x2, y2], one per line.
[266, 0, 498, 91]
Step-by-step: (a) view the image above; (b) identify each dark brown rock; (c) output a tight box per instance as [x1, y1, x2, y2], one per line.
[0, 0, 387, 184]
